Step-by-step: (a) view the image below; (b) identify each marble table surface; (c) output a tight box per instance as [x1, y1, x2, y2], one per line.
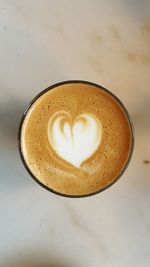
[0, 1, 150, 266]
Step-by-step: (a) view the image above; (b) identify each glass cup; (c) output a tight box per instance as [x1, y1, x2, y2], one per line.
[18, 80, 134, 198]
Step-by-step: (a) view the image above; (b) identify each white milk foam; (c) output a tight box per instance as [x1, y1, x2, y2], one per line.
[48, 111, 102, 168]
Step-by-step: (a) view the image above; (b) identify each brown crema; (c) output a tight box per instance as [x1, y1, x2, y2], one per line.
[21, 82, 132, 196]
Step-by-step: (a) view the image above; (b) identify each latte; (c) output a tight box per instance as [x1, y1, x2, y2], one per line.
[20, 81, 133, 196]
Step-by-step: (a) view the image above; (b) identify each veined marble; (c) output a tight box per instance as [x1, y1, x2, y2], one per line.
[0, 1, 150, 266]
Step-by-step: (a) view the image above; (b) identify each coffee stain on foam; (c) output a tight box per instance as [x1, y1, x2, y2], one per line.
[81, 162, 101, 175]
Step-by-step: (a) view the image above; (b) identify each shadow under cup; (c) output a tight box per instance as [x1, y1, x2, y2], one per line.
[18, 80, 134, 198]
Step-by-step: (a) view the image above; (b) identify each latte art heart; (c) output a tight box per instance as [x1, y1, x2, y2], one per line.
[48, 111, 102, 168]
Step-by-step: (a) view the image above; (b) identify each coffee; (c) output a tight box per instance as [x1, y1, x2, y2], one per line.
[20, 81, 133, 196]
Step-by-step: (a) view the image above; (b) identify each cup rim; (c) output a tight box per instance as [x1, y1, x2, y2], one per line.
[18, 80, 134, 198]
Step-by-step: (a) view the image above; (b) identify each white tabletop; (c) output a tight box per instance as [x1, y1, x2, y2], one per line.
[0, 1, 150, 266]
